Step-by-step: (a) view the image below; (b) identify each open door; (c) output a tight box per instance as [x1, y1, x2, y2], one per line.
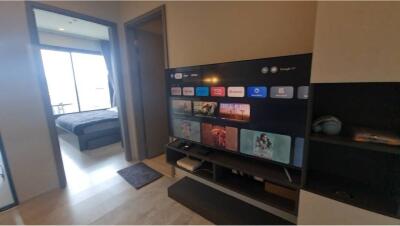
[135, 24, 169, 158]
[125, 7, 170, 159]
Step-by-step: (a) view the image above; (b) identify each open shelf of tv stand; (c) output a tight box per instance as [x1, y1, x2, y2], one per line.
[166, 140, 301, 215]
[167, 140, 301, 188]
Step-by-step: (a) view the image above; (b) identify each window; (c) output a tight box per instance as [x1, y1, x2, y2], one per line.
[71, 53, 111, 111]
[40, 49, 111, 115]
[40, 49, 79, 114]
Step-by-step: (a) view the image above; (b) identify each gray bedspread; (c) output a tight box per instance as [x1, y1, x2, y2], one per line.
[56, 109, 119, 135]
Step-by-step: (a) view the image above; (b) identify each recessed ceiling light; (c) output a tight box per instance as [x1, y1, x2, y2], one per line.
[58, 28, 65, 31]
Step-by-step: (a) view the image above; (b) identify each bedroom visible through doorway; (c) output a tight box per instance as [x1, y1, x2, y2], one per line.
[28, 3, 131, 192]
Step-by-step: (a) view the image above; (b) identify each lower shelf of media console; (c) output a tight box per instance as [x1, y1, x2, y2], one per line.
[166, 141, 301, 215]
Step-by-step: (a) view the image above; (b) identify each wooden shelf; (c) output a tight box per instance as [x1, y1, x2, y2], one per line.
[310, 134, 400, 155]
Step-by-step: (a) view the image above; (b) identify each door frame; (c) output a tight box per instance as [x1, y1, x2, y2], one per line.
[25, 1, 133, 188]
[0, 135, 18, 211]
[124, 5, 169, 160]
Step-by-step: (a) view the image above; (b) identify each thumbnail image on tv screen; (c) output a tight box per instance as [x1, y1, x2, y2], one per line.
[240, 129, 291, 164]
[201, 123, 238, 151]
[193, 101, 218, 117]
[172, 119, 200, 142]
[171, 99, 192, 115]
[219, 103, 250, 122]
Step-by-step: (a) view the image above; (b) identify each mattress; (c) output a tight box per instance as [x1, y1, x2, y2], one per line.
[56, 108, 120, 135]
[81, 120, 121, 134]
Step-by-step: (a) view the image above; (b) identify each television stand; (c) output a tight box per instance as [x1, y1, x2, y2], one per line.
[166, 140, 301, 223]
[168, 177, 293, 225]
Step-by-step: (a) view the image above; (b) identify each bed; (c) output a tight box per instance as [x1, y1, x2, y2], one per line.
[55, 108, 121, 151]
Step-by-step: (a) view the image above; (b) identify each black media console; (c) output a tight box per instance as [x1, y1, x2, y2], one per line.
[166, 140, 300, 216]
[168, 177, 292, 225]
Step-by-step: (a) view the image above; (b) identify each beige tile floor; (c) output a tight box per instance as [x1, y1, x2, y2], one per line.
[0, 139, 211, 225]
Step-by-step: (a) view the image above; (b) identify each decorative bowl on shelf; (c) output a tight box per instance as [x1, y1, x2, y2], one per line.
[312, 115, 342, 135]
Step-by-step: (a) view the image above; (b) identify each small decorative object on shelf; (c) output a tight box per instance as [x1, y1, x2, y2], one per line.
[312, 115, 342, 135]
[352, 127, 400, 146]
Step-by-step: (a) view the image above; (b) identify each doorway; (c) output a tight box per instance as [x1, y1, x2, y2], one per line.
[26, 2, 132, 190]
[125, 6, 170, 160]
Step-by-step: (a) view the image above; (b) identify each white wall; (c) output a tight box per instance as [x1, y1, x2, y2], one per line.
[311, 1, 400, 83]
[119, 2, 317, 68]
[0, 2, 59, 201]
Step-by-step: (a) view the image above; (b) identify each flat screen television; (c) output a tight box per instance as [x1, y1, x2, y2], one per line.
[166, 54, 312, 168]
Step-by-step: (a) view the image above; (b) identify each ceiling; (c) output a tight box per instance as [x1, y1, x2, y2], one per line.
[33, 9, 109, 40]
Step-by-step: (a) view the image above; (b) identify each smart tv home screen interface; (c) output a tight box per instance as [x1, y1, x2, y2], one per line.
[166, 54, 311, 168]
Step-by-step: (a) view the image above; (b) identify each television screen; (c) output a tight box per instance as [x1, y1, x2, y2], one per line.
[172, 119, 200, 142]
[219, 103, 250, 122]
[193, 101, 218, 117]
[201, 123, 238, 151]
[240, 129, 291, 164]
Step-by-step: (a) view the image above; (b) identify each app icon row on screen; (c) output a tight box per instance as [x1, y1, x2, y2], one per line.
[171, 119, 304, 166]
[170, 86, 308, 99]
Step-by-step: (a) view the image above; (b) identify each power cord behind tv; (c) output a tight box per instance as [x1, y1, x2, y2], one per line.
[283, 167, 293, 183]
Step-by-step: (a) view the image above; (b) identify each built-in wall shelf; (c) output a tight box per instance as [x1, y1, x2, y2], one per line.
[166, 140, 299, 215]
[304, 83, 400, 220]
